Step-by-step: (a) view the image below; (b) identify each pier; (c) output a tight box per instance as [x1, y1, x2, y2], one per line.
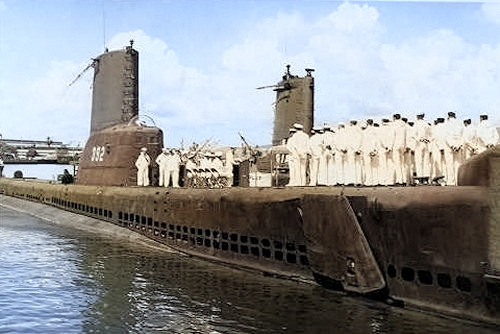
[0, 137, 83, 165]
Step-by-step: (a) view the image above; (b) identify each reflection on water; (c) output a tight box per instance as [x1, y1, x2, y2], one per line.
[0, 207, 496, 334]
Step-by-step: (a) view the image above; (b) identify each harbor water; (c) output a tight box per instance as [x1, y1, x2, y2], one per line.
[0, 206, 497, 334]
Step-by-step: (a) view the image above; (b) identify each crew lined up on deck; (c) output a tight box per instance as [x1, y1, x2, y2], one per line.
[286, 113, 499, 187]
[184, 150, 235, 188]
[135, 146, 235, 188]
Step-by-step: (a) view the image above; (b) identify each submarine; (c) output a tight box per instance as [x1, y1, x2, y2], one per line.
[1, 43, 500, 325]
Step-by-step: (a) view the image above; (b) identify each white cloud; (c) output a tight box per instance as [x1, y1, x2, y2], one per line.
[106, 29, 277, 146]
[481, 2, 500, 25]
[326, 2, 379, 32]
[0, 59, 91, 144]
[89, 4, 500, 143]
[3, 2, 500, 148]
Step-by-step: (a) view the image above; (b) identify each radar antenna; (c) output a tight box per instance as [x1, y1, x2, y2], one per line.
[68, 60, 96, 87]
[256, 83, 290, 91]
[256, 84, 282, 90]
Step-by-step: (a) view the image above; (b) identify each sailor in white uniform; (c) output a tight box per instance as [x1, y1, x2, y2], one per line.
[413, 113, 432, 180]
[405, 121, 416, 184]
[361, 119, 378, 186]
[166, 149, 181, 188]
[476, 114, 499, 154]
[322, 126, 337, 186]
[443, 112, 463, 186]
[462, 119, 476, 161]
[156, 148, 169, 187]
[391, 114, 407, 185]
[286, 123, 311, 186]
[135, 147, 151, 186]
[308, 127, 324, 186]
[335, 123, 347, 185]
[379, 118, 395, 185]
[345, 120, 362, 185]
[286, 128, 297, 186]
[430, 118, 446, 182]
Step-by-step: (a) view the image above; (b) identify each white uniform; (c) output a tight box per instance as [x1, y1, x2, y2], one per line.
[476, 119, 499, 153]
[286, 133, 298, 187]
[392, 118, 407, 184]
[444, 116, 463, 185]
[430, 121, 446, 181]
[405, 123, 417, 183]
[413, 118, 432, 178]
[222, 149, 235, 186]
[296, 130, 312, 186]
[345, 123, 362, 185]
[199, 156, 210, 180]
[185, 158, 198, 182]
[462, 123, 477, 160]
[135, 149, 151, 186]
[287, 128, 311, 186]
[323, 130, 337, 186]
[167, 151, 181, 187]
[156, 150, 169, 187]
[335, 125, 348, 185]
[361, 124, 379, 186]
[379, 121, 395, 185]
[212, 156, 224, 175]
[308, 131, 323, 186]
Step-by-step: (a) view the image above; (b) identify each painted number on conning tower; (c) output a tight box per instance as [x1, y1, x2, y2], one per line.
[91, 146, 105, 162]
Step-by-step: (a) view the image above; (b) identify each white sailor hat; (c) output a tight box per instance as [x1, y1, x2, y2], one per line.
[293, 123, 303, 130]
[141, 147, 148, 151]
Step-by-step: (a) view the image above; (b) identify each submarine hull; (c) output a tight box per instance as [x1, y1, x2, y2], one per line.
[2, 148, 500, 325]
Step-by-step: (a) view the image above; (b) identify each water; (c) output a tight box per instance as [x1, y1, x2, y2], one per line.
[0, 207, 496, 334]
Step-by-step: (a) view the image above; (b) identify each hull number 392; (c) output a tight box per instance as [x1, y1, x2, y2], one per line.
[91, 146, 105, 162]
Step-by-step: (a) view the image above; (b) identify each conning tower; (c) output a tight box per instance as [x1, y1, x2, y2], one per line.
[272, 66, 314, 146]
[90, 41, 139, 134]
[77, 42, 163, 186]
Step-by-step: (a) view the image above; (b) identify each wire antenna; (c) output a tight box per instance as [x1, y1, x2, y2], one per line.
[102, 1, 107, 52]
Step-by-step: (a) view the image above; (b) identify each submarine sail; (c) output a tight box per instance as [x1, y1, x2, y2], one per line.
[77, 42, 163, 186]
[272, 66, 314, 146]
[90, 42, 139, 134]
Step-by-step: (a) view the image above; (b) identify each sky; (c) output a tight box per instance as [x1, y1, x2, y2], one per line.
[1, 0, 500, 148]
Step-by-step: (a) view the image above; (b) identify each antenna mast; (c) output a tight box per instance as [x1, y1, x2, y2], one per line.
[102, 2, 107, 51]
